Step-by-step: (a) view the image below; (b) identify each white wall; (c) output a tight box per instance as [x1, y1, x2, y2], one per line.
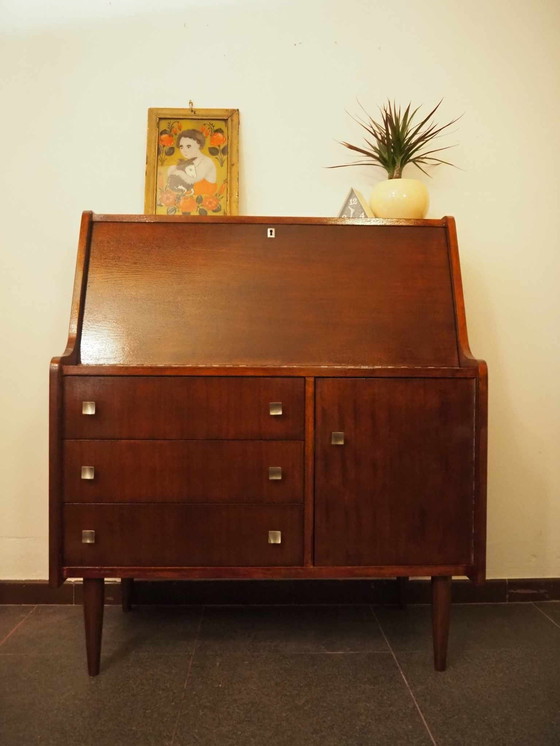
[1, 0, 559, 579]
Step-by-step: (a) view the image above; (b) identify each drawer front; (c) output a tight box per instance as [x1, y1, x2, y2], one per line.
[63, 377, 304, 439]
[64, 440, 304, 503]
[64, 504, 303, 566]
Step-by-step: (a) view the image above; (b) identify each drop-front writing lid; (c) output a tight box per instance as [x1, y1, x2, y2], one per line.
[79, 218, 460, 367]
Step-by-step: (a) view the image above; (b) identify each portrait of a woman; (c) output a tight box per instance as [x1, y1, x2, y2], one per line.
[166, 129, 217, 195]
[146, 108, 238, 215]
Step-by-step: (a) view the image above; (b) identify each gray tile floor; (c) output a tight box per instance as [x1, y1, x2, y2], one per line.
[1, 601, 559, 745]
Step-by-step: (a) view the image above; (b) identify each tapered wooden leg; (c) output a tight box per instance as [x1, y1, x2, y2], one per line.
[431, 575, 451, 671]
[83, 578, 104, 676]
[121, 578, 134, 612]
[396, 576, 408, 608]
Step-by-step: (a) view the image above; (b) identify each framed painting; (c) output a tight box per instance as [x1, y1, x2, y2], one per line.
[144, 107, 239, 215]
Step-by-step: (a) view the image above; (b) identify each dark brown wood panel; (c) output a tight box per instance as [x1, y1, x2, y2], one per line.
[80, 221, 459, 367]
[65, 564, 472, 580]
[64, 504, 303, 566]
[63, 376, 304, 439]
[63, 440, 303, 503]
[64, 365, 477, 378]
[314, 378, 475, 566]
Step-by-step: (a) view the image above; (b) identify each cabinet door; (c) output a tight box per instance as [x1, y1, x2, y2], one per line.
[315, 378, 476, 566]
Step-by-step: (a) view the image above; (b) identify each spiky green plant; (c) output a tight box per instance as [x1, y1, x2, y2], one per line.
[332, 100, 460, 179]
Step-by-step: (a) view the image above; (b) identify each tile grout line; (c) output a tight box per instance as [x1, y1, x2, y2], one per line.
[0, 605, 38, 647]
[169, 605, 206, 746]
[369, 606, 438, 746]
[183, 605, 205, 690]
[532, 602, 560, 629]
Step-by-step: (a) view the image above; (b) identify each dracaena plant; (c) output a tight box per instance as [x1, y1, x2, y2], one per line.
[332, 100, 460, 179]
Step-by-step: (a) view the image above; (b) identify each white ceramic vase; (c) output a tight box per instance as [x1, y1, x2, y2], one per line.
[370, 178, 429, 219]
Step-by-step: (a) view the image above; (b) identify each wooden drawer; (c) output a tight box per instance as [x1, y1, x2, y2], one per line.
[63, 377, 304, 440]
[64, 440, 303, 503]
[64, 504, 303, 566]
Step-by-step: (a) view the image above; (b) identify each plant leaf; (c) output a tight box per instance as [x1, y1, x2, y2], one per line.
[332, 99, 461, 177]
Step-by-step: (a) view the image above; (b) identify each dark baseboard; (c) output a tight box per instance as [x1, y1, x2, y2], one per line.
[1, 577, 559, 605]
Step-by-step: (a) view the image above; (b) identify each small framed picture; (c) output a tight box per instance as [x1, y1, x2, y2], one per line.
[144, 107, 239, 215]
[339, 188, 373, 218]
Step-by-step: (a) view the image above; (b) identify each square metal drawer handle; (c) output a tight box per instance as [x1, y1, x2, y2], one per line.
[82, 530, 96, 544]
[82, 401, 96, 415]
[331, 431, 345, 445]
[81, 466, 95, 480]
[268, 530, 282, 544]
[269, 402, 283, 416]
[268, 466, 283, 481]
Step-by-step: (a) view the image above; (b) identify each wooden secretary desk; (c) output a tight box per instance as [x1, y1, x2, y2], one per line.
[50, 213, 487, 675]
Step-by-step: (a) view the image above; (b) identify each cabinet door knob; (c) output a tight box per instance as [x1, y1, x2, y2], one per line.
[81, 530, 96, 544]
[81, 466, 95, 480]
[331, 431, 345, 445]
[82, 401, 96, 415]
[268, 530, 282, 544]
[268, 466, 283, 480]
[269, 402, 283, 416]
